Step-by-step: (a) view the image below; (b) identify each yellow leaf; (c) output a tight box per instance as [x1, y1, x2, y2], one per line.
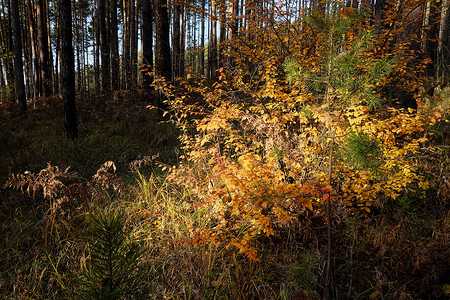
[443, 284, 450, 295]
[369, 290, 382, 299]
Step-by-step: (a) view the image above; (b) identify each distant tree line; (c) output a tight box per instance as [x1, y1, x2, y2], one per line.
[0, 0, 449, 131]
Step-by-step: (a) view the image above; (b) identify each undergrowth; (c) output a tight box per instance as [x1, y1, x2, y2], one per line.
[1, 36, 450, 300]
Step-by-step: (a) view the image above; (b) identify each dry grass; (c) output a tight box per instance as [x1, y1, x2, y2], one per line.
[0, 92, 449, 299]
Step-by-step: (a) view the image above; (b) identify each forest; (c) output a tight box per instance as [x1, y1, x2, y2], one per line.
[1, 0, 449, 298]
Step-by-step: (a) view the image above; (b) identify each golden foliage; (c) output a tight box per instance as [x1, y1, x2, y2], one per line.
[159, 1, 443, 260]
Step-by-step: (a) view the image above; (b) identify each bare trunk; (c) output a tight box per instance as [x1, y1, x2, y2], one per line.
[142, 0, 153, 89]
[99, 0, 111, 92]
[218, 0, 225, 69]
[172, 1, 181, 79]
[122, 0, 131, 89]
[154, 0, 171, 81]
[437, 0, 449, 83]
[111, 0, 120, 90]
[60, 0, 78, 139]
[36, 0, 51, 96]
[11, 0, 27, 113]
[200, 0, 205, 76]
[208, 0, 217, 81]
[130, 0, 138, 88]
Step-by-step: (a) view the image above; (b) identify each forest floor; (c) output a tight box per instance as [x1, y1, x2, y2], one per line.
[0, 91, 449, 299]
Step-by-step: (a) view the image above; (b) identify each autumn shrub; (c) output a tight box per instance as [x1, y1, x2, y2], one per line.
[159, 2, 443, 262]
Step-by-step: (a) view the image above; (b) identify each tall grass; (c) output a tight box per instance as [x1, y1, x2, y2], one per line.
[1, 92, 448, 299]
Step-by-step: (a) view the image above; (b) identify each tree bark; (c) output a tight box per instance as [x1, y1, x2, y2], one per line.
[36, 0, 51, 96]
[218, 0, 226, 69]
[141, 0, 153, 89]
[98, 0, 111, 92]
[93, 7, 100, 92]
[200, 0, 205, 76]
[11, 0, 27, 114]
[110, 0, 120, 90]
[122, 0, 130, 89]
[6, 0, 16, 98]
[172, 0, 181, 79]
[208, 0, 217, 81]
[437, 0, 450, 83]
[154, 0, 171, 81]
[130, 0, 138, 88]
[27, 0, 40, 98]
[60, 0, 78, 139]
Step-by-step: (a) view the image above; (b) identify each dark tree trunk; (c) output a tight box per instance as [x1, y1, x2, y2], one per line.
[130, 0, 138, 88]
[172, 1, 181, 80]
[93, 9, 100, 91]
[11, 0, 27, 114]
[374, 0, 387, 34]
[98, 0, 110, 92]
[424, 0, 439, 77]
[122, 0, 130, 89]
[27, 0, 39, 98]
[73, 4, 81, 93]
[60, 0, 78, 139]
[53, 1, 59, 95]
[36, 0, 51, 96]
[154, 0, 171, 81]
[180, 4, 185, 78]
[200, 0, 205, 75]
[45, 1, 54, 94]
[0, 59, 5, 97]
[218, 0, 226, 69]
[437, 0, 449, 83]
[208, 0, 217, 81]
[6, 0, 15, 98]
[141, 0, 153, 89]
[110, 0, 120, 90]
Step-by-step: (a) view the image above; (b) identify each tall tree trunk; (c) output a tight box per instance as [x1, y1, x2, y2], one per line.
[141, 0, 153, 89]
[53, 0, 59, 95]
[73, 2, 82, 93]
[110, 0, 120, 90]
[425, 0, 439, 77]
[154, 0, 171, 81]
[422, 0, 432, 52]
[130, 0, 138, 88]
[200, 0, 205, 76]
[6, 0, 15, 99]
[11, 0, 27, 113]
[0, 59, 5, 99]
[122, 0, 130, 89]
[227, 0, 238, 67]
[437, 0, 450, 83]
[208, 0, 217, 81]
[45, 0, 54, 94]
[99, 0, 110, 92]
[36, 0, 51, 96]
[80, 9, 86, 95]
[21, 4, 31, 100]
[180, 3, 185, 78]
[93, 8, 100, 91]
[60, 0, 78, 139]
[172, 0, 181, 80]
[218, 0, 226, 69]
[27, 0, 38, 99]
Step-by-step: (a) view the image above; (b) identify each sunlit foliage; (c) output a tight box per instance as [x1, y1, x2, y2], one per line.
[160, 1, 441, 259]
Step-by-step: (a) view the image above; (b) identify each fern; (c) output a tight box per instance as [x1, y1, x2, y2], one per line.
[4, 162, 79, 199]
